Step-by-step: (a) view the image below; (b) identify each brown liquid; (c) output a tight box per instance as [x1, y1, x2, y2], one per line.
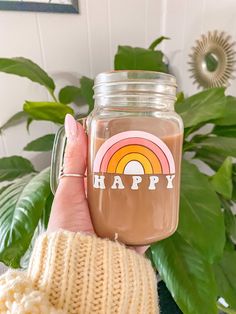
[87, 116, 183, 245]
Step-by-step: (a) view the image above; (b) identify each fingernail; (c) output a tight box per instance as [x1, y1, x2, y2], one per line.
[65, 114, 78, 141]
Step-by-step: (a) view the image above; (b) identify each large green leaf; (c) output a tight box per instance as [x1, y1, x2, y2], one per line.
[21, 190, 54, 269]
[212, 125, 236, 138]
[0, 168, 50, 267]
[114, 45, 168, 73]
[232, 165, 236, 202]
[24, 134, 55, 152]
[80, 76, 94, 112]
[196, 149, 236, 207]
[59, 85, 82, 105]
[23, 101, 74, 124]
[0, 111, 29, 132]
[151, 233, 217, 314]
[194, 136, 236, 157]
[214, 250, 236, 310]
[210, 157, 233, 200]
[176, 92, 185, 105]
[0, 57, 55, 93]
[42, 191, 54, 229]
[224, 205, 236, 243]
[0, 156, 36, 182]
[0, 184, 12, 194]
[175, 87, 226, 128]
[194, 147, 225, 171]
[178, 160, 225, 262]
[214, 96, 236, 126]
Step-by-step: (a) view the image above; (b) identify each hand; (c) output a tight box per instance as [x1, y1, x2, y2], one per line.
[48, 114, 94, 234]
[48, 114, 147, 254]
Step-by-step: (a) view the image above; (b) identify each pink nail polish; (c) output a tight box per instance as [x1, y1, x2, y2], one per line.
[65, 114, 78, 141]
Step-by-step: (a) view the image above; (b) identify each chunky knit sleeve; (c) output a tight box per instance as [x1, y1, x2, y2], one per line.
[1, 230, 159, 313]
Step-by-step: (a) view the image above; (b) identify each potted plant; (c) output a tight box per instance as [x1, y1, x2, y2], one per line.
[0, 37, 235, 314]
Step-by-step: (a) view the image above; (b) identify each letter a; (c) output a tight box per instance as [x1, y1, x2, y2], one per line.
[93, 175, 105, 189]
[111, 176, 125, 189]
[131, 176, 142, 190]
[148, 176, 159, 190]
[166, 175, 175, 189]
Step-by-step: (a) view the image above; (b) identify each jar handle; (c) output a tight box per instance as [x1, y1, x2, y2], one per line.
[50, 117, 87, 194]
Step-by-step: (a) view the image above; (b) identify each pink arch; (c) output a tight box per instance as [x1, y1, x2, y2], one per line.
[93, 131, 175, 174]
[100, 138, 169, 173]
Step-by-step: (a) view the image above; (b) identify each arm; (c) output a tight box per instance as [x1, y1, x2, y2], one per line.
[0, 231, 158, 313]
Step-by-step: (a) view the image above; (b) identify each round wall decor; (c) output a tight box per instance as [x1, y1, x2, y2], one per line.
[189, 31, 236, 88]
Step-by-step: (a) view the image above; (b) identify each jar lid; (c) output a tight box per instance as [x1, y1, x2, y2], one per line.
[93, 71, 177, 102]
[94, 70, 177, 87]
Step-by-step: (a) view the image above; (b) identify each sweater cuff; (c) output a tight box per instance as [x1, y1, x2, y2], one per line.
[27, 230, 158, 313]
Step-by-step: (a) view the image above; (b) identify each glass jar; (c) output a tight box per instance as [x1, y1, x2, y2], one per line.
[51, 71, 183, 245]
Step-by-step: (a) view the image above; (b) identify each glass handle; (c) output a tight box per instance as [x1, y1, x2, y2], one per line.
[50, 126, 66, 194]
[50, 117, 87, 194]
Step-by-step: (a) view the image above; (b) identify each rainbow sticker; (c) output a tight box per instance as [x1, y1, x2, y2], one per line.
[93, 131, 175, 175]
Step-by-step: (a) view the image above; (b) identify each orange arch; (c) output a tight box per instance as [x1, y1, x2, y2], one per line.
[107, 145, 162, 174]
[116, 153, 153, 174]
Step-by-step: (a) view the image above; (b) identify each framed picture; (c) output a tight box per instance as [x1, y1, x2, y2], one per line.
[0, 0, 79, 13]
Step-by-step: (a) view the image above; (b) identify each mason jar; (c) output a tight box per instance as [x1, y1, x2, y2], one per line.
[51, 71, 183, 245]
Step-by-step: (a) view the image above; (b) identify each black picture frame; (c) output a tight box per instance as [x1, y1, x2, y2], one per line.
[0, 0, 79, 13]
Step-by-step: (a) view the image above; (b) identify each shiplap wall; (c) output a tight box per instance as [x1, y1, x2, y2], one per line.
[0, 0, 163, 169]
[0, 0, 236, 169]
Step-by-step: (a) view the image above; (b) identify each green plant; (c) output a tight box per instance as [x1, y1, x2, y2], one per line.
[0, 37, 235, 314]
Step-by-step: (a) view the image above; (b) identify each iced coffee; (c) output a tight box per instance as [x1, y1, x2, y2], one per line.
[88, 115, 183, 245]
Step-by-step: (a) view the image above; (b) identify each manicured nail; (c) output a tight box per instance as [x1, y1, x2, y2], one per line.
[65, 114, 77, 142]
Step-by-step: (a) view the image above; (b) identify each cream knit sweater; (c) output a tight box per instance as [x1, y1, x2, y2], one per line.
[0, 231, 158, 313]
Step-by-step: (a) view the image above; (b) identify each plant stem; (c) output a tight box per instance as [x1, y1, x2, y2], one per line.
[49, 90, 58, 103]
[218, 303, 236, 314]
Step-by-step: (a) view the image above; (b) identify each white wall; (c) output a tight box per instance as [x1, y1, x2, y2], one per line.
[0, 0, 236, 167]
[0, 0, 163, 168]
[162, 0, 236, 97]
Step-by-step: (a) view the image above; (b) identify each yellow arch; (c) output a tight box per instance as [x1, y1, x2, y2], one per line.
[107, 145, 162, 174]
[114, 153, 153, 174]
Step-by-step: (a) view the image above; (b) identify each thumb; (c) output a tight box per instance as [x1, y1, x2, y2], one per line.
[59, 114, 87, 198]
[48, 114, 91, 233]
[63, 114, 87, 175]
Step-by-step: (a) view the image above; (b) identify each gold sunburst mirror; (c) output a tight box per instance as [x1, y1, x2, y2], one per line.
[189, 31, 236, 88]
